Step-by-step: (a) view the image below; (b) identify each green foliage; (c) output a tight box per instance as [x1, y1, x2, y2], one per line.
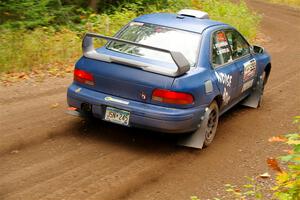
[224, 178, 264, 199]
[0, 0, 191, 30]
[193, 116, 300, 200]
[195, 0, 261, 41]
[0, 0, 261, 75]
[268, 0, 300, 7]
[0, 0, 260, 39]
[190, 196, 220, 200]
[0, 28, 80, 73]
[272, 116, 300, 200]
[0, 0, 84, 29]
[190, 196, 201, 200]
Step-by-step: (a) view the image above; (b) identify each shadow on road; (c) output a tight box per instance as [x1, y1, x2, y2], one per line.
[65, 104, 252, 153]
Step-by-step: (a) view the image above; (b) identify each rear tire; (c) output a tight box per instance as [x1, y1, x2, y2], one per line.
[203, 101, 219, 147]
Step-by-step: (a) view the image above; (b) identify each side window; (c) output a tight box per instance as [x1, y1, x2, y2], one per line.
[225, 30, 250, 59]
[212, 31, 232, 67]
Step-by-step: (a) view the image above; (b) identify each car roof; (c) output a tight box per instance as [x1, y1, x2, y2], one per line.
[133, 13, 227, 34]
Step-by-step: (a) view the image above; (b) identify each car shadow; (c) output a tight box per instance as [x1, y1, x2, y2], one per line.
[66, 104, 253, 154]
[68, 115, 181, 154]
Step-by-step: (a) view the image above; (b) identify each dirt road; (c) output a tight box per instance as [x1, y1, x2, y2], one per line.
[1, 1, 299, 199]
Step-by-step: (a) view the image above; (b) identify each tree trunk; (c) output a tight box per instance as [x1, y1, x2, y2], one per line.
[89, 0, 98, 11]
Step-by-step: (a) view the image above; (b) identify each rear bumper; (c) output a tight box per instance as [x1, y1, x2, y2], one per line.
[67, 83, 206, 134]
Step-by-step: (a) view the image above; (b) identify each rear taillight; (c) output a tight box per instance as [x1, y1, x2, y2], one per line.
[152, 89, 194, 105]
[74, 69, 94, 85]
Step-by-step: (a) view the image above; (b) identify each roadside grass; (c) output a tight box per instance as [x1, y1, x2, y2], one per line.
[0, 0, 261, 82]
[0, 28, 80, 73]
[268, 0, 300, 7]
[193, 0, 261, 41]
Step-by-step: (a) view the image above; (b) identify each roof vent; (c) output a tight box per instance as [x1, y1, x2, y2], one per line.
[177, 9, 209, 19]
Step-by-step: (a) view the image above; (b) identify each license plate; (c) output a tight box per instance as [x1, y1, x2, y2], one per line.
[104, 107, 130, 126]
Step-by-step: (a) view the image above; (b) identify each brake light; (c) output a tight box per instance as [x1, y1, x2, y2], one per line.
[152, 89, 194, 105]
[74, 69, 94, 85]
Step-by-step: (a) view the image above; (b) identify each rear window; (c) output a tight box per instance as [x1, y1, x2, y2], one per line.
[107, 22, 201, 67]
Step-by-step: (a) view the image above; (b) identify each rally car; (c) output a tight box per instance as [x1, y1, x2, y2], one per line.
[67, 9, 271, 148]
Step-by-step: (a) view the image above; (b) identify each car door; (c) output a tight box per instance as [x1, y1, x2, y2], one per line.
[224, 29, 257, 96]
[211, 30, 240, 107]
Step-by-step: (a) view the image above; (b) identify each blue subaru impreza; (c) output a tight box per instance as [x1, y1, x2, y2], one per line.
[67, 9, 271, 148]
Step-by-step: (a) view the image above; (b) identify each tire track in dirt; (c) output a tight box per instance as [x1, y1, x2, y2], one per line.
[2, 144, 144, 199]
[1, 125, 181, 200]
[0, 87, 66, 105]
[0, 91, 75, 156]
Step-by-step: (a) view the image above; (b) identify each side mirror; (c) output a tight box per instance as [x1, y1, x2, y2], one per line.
[252, 45, 264, 54]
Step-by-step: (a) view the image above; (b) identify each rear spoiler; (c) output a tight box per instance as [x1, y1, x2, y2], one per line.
[82, 32, 190, 77]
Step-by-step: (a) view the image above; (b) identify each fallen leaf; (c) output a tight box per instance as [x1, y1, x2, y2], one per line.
[234, 188, 241, 192]
[283, 149, 294, 154]
[11, 150, 19, 154]
[260, 172, 271, 178]
[51, 103, 59, 108]
[18, 73, 25, 79]
[268, 136, 286, 142]
[267, 157, 282, 173]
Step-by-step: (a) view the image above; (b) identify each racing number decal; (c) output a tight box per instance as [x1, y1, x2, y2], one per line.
[217, 32, 226, 42]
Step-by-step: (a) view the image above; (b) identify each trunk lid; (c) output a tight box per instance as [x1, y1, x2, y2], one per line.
[76, 50, 175, 104]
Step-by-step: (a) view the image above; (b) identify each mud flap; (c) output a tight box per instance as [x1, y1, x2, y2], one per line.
[177, 108, 211, 149]
[241, 76, 264, 108]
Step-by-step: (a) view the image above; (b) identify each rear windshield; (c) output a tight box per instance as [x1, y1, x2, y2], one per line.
[107, 22, 201, 67]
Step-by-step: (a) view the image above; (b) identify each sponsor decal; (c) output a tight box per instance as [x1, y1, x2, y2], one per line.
[215, 41, 229, 48]
[215, 72, 232, 88]
[140, 91, 147, 100]
[242, 79, 254, 92]
[243, 59, 257, 81]
[215, 72, 233, 106]
[214, 33, 231, 56]
[216, 48, 230, 55]
[75, 88, 82, 93]
[104, 97, 129, 105]
[222, 87, 231, 105]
